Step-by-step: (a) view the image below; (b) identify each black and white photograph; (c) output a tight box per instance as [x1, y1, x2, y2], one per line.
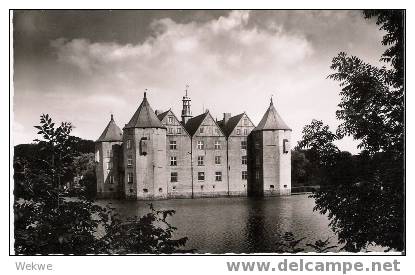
[10, 8, 405, 259]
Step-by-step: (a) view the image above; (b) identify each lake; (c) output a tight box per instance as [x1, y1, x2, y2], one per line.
[100, 194, 338, 253]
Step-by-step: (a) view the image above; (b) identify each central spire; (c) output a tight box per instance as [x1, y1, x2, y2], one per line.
[181, 84, 192, 125]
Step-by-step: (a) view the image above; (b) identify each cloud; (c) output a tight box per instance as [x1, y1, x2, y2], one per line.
[15, 10, 385, 153]
[50, 11, 313, 86]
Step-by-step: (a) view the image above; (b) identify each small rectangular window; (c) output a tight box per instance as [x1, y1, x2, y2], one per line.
[198, 156, 204, 166]
[242, 155, 247, 165]
[244, 129, 248, 135]
[241, 140, 247, 150]
[107, 161, 112, 170]
[255, 171, 260, 181]
[171, 172, 178, 182]
[243, 118, 248, 126]
[215, 172, 222, 181]
[242, 171, 248, 180]
[107, 149, 112, 157]
[109, 175, 114, 184]
[127, 172, 134, 184]
[236, 129, 241, 135]
[170, 156, 177, 166]
[283, 139, 290, 153]
[168, 116, 174, 123]
[168, 127, 173, 134]
[198, 172, 205, 181]
[170, 140, 177, 150]
[215, 156, 221, 164]
[214, 140, 221, 150]
[197, 141, 204, 150]
[126, 139, 132, 149]
[199, 127, 204, 134]
[177, 127, 182, 134]
[127, 155, 133, 167]
[270, 185, 275, 190]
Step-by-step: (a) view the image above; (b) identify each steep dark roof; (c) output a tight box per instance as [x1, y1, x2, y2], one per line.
[125, 93, 165, 129]
[253, 100, 291, 131]
[184, 112, 209, 136]
[96, 115, 123, 142]
[218, 113, 245, 136]
[157, 110, 170, 121]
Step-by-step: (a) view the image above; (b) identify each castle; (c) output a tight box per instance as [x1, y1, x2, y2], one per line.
[95, 90, 291, 200]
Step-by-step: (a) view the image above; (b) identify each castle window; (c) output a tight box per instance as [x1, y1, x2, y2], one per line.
[126, 139, 132, 150]
[143, 189, 148, 193]
[283, 139, 290, 153]
[244, 129, 248, 135]
[170, 156, 177, 166]
[198, 172, 205, 181]
[127, 172, 134, 184]
[197, 156, 204, 166]
[215, 156, 221, 165]
[177, 127, 182, 134]
[199, 127, 204, 134]
[107, 161, 112, 170]
[255, 141, 260, 149]
[236, 129, 241, 135]
[215, 172, 222, 181]
[168, 116, 174, 123]
[109, 175, 114, 184]
[127, 155, 133, 167]
[197, 141, 204, 150]
[214, 140, 221, 149]
[255, 171, 260, 181]
[169, 140, 177, 150]
[241, 140, 247, 150]
[140, 137, 148, 156]
[242, 155, 247, 165]
[171, 172, 178, 182]
[168, 127, 173, 134]
[242, 171, 248, 180]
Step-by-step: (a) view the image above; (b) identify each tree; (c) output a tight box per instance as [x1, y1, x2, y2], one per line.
[299, 10, 404, 252]
[14, 114, 191, 254]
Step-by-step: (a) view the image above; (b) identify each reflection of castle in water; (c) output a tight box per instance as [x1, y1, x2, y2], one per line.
[95, 89, 292, 200]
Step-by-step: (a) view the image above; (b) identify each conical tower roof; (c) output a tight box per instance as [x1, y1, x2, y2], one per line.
[96, 114, 123, 142]
[253, 98, 291, 131]
[125, 92, 165, 129]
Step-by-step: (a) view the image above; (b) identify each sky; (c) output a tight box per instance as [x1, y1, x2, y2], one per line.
[12, 10, 386, 153]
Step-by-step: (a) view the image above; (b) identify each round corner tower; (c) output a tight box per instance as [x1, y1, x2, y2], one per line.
[123, 92, 168, 200]
[247, 98, 291, 196]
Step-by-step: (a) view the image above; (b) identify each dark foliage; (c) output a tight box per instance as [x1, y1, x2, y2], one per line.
[14, 114, 191, 254]
[298, 10, 404, 252]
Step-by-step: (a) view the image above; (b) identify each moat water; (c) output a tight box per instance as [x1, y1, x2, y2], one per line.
[101, 194, 338, 253]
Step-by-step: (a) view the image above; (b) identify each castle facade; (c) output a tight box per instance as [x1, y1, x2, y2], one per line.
[95, 90, 291, 200]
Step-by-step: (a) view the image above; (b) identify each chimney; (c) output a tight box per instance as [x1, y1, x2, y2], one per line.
[155, 109, 163, 116]
[223, 113, 231, 124]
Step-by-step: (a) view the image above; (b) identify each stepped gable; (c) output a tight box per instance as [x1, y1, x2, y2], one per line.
[253, 98, 291, 131]
[96, 114, 123, 142]
[125, 92, 165, 129]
